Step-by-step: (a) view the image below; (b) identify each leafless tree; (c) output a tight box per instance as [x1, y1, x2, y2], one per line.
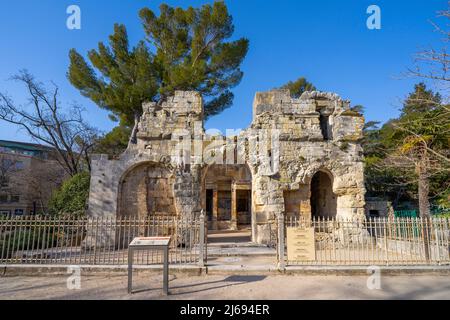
[27, 159, 67, 214]
[407, 2, 450, 95]
[0, 156, 19, 193]
[0, 70, 98, 176]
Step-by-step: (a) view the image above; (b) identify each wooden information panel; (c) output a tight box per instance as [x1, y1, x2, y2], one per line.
[287, 227, 316, 262]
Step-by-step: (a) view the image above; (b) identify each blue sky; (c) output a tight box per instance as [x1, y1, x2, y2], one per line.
[0, 0, 446, 143]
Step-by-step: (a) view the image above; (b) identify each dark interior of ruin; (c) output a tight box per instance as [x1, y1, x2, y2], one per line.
[310, 171, 337, 218]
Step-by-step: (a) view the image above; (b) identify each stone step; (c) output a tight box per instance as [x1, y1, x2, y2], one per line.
[206, 244, 276, 257]
[207, 242, 269, 249]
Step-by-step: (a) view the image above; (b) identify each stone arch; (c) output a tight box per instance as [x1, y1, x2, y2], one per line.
[117, 162, 176, 219]
[310, 169, 337, 218]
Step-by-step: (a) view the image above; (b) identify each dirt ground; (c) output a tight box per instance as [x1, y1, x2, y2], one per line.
[1, 273, 449, 300]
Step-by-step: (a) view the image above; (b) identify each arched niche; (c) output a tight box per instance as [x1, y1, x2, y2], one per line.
[310, 170, 337, 218]
[117, 162, 176, 219]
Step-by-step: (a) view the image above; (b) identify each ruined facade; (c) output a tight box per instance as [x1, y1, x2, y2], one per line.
[88, 90, 366, 244]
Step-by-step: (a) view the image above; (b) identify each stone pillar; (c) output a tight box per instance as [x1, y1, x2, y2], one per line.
[231, 184, 238, 230]
[212, 189, 218, 230]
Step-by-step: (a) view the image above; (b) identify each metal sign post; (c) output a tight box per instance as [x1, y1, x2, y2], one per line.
[127, 236, 171, 295]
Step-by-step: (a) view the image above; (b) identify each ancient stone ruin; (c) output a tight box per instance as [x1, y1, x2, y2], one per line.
[87, 89, 366, 244]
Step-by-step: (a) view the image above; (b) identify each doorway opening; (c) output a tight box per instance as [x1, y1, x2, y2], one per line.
[203, 164, 252, 242]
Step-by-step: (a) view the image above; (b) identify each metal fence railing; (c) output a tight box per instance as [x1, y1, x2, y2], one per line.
[3, 215, 449, 268]
[0, 215, 206, 266]
[394, 210, 418, 218]
[278, 216, 450, 267]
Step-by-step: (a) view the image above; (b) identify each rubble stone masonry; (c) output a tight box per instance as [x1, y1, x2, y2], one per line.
[88, 90, 366, 244]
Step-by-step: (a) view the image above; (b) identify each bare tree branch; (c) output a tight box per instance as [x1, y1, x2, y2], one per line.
[0, 70, 98, 176]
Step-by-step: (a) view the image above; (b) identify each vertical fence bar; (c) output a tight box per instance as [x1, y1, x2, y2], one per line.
[15, 218, 21, 264]
[441, 218, 450, 263]
[38, 216, 47, 265]
[396, 218, 401, 264]
[445, 218, 450, 263]
[419, 217, 425, 262]
[0, 216, 9, 263]
[68, 216, 74, 264]
[277, 214, 285, 270]
[198, 212, 205, 267]
[115, 217, 121, 265]
[5, 216, 11, 262]
[432, 218, 438, 264]
[1, 215, 448, 267]
[30, 217, 37, 264]
[108, 217, 113, 265]
[405, 217, 410, 264]
[425, 217, 431, 264]
[332, 219, 341, 263]
[24, 216, 31, 264]
[9, 217, 17, 264]
[54, 217, 61, 264]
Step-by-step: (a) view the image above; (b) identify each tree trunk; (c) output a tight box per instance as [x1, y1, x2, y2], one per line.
[84, 149, 92, 172]
[417, 160, 431, 261]
[417, 162, 430, 218]
[128, 112, 141, 147]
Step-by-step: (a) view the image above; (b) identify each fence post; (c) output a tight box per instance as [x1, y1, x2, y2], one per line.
[277, 214, 286, 271]
[198, 210, 205, 267]
[423, 216, 431, 262]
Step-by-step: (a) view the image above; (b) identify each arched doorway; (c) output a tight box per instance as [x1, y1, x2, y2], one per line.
[117, 163, 176, 219]
[310, 170, 337, 218]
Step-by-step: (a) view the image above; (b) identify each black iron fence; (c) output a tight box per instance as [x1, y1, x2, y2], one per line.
[0, 215, 206, 266]
[278, 216, 450, 266]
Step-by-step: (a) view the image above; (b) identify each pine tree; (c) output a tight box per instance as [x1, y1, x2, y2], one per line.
[68, 1, 249, 146]
[280, 77, 316, 98]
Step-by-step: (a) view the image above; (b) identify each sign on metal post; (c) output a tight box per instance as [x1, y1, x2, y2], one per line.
[128, 236, 171, 295]
[286, 227, 316, 262]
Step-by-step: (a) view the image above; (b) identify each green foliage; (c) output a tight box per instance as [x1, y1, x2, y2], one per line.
[280, 77, 316, 98]
[401, 83, 442, 116]
[362, 120, 403, 199]
[48, 172, 90, 217]
[439, 213, 450, 218]
[68, 25, 157, 127]
[363, 83, 450, 207]
[384, 85, 448, 154]
[93, 125, 131, 159]
[434, 188, 450, 209]
[350, 105, 364, 114]
[68, 1, 249, 128]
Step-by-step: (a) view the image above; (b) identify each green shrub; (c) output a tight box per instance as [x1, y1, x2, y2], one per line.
[1, 227, 57, 259]
[435, 212, 450, 219]
[48, 172, 90, 217]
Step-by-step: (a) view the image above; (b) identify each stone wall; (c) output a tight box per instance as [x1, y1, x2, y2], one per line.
[365, 198, 394, 218]
[87, 89, 366, 245]
[88, 92, 204, 221]
[241, 90, 366, 243]
[118, 163, 176, 218]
